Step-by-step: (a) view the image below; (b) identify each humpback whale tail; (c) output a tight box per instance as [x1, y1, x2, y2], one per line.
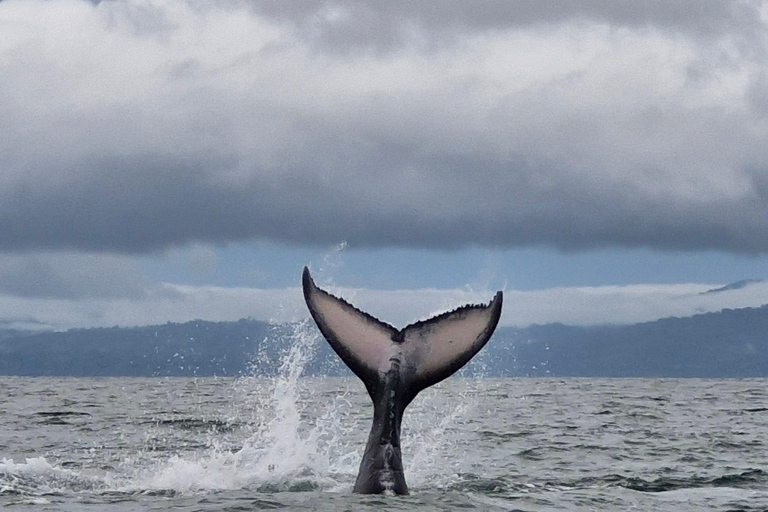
[302, 267, 503, 494]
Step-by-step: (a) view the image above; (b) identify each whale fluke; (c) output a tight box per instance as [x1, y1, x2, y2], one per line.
[302, 266, 503, 494]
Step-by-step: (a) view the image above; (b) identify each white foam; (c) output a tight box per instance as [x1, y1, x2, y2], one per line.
[0, 456, 56, 474]
[0, 456, 105, 496]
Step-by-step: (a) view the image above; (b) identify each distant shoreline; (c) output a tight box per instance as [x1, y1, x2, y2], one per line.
[2, 304, 768, 378]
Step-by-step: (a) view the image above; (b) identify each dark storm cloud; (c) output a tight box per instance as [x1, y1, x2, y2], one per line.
[3, 143, 768, 254]
[1, 0, 768, 254]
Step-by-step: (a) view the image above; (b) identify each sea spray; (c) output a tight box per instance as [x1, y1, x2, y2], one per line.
[402, 340, 493, 490]
[404, 378, 489, 490]
[128, 316, 366, 493]
[233, 317, 327, 487]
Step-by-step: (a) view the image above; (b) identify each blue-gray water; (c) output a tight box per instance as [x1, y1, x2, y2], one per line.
[2, 374, 767, 511]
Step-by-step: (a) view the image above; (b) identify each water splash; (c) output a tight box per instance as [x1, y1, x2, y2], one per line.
[230, 318, 328, 487]
[125, 317, 365, 494]
[404, 378, 488, 490]
[315, 241, 348, 287]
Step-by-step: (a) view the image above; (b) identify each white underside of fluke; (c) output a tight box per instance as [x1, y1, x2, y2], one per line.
[302, 267, 503, 388]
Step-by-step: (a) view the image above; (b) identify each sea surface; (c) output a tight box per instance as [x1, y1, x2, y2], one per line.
[1, 331, 767, 510]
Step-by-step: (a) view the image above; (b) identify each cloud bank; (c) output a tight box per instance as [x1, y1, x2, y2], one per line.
[1, 0, 768, 253]
[2, 276, 768, 331]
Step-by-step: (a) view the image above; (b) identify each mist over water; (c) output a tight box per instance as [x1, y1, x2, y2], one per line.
[1, 318, 767, 511]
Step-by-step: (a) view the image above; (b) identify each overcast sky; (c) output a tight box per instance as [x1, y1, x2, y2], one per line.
[1, 0, 768, 330]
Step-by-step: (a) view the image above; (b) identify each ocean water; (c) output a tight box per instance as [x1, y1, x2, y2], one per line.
[1, 328, 767, 510]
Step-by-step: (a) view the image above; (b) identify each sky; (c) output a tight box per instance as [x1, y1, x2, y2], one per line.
[2, 0, 768, 330]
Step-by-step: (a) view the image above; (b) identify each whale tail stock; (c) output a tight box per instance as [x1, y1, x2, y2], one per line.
[301, 267, 503, 494]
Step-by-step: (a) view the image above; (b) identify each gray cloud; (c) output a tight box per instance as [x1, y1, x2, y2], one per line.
[0, 254, 148, 299]
[250, 1, 765, 54]
[1, 0, 768, 254]
[5, 279, 768, 330]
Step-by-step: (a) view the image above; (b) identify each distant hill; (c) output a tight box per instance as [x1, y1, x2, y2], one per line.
[1, 305, 768, 377]
[497, 305, 768, 378]
[0, 319, 274, 377]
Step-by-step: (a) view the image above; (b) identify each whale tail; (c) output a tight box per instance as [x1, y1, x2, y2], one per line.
[302, 267, 503, 404]
[302, 266, 502, 494]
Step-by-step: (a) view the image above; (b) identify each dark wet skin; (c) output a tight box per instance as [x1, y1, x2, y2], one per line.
[354, 363, 409, 495]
